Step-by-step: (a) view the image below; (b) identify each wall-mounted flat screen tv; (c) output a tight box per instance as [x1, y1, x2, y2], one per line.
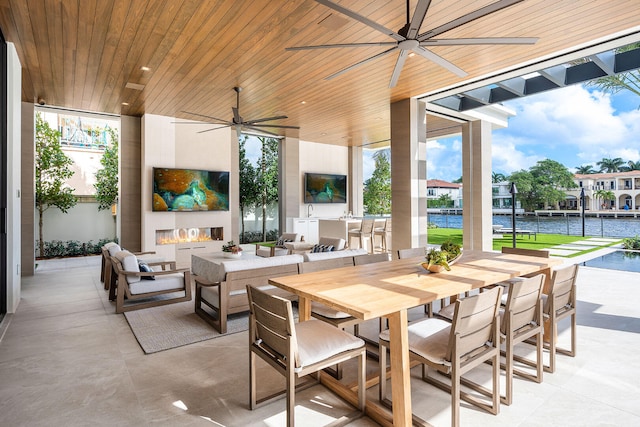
[304, 173, 347, 204]
[152, 168, 229, 212]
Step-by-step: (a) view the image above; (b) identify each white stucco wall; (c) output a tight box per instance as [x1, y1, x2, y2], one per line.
[34, 202, 116, 245]
[7, 43, 21, 312]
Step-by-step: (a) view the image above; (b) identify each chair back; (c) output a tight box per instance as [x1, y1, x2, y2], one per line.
[247, 285, 298, 368]
[354, 253, 391, 265]
[502, 274, 544, 335]
[501, 246, 550, 258]
[545, 264, 579, 315]
[360, 219, 375, 234]
[298, 257, 345, 273]
[397, 247, 425, 259]
[448, 286, 501, 361]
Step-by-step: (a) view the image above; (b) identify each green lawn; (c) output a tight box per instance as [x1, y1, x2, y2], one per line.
[427, 228, 621, 257]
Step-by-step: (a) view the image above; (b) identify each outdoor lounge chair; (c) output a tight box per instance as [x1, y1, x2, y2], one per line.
[111, 250, 191, 313]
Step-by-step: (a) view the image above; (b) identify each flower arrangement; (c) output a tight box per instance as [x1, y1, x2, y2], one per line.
[222, 240, 242, 254]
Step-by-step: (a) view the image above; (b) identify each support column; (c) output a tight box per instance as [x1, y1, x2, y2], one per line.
[462, 120, 493, 251]
[280, 136, 301, 232]
[390, 98, 427, 253]
[349, 145, 363, 217]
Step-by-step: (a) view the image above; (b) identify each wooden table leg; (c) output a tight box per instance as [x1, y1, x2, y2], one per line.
[387, 309, 412, 426]
[298, 296, 311, 321]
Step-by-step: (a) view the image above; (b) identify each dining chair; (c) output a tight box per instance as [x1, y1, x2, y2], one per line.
[500, 273, 545, 405]
[396, 246, 425, 260]
[539, 263, 579, 373]
[379, 286, 502, 427]
[373, 218, 392, 252]
[247, 285, 366, 427]
[353, 252, 391, 265]
[348, 219, 375, 253]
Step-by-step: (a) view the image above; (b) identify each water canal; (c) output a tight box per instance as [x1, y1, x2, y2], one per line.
[427, 214, 640, 238]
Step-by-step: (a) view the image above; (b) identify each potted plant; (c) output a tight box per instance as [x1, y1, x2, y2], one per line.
[222, 240, 243, 258]
[422, 248, 451, 273]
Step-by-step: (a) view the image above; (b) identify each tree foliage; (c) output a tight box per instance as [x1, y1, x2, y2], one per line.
[491, 172, 507, 183]
[508, 159, 576, 212]
[35, 112, 78, 257]
[94, 127, 119, 211]
[585, 42, 640, 107]
[363, 150, 391, 215]
[575, 164, 597, 174]
[239, 136, 260, 242]
[597, 157, 625, 173]
[255, 137, 280, 241]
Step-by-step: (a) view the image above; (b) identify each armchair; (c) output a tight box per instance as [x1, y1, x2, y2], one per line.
[111, 250, 191, 313]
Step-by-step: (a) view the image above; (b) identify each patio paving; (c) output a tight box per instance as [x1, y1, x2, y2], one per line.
[1, 249, 639, 426]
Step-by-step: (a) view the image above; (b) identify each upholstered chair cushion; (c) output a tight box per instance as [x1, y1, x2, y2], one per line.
[294, 319, 364, 371]
[311, 301, 352, 319]
[128, 273, 185, 295]
[107, 243, 122, 257]
[113, 250, 140, 284]
[380, 317, 451, 365]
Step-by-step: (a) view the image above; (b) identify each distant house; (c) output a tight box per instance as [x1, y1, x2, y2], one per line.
[569, 171, 640, 211]
[427, 179, 462, 208]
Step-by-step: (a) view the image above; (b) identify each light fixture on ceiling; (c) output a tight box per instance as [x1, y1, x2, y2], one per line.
[140, 66, 150, 71]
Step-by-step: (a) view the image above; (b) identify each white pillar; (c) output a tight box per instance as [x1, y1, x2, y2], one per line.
[390, 98, 427, 253]
[349, 145, 363, 217]
[462, 120, 493, 251]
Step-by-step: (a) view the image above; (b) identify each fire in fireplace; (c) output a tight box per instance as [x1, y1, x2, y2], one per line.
[155, 227, 223, 245]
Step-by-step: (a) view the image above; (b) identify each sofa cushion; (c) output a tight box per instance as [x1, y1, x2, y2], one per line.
[303, 248, 367, 262]
[192, 253, 305, 283]
[317, 237, 346, 251]
[138, 261, 155, 280]
[311, 244, 334, 253]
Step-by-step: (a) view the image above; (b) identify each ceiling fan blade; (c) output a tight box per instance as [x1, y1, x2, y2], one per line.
[315, 0, 404, 42]
[245, 115, 289, 124]
[244, 125, 279, 136]
[286, 42, 397, 51]
[196, 124, 233, 134]
[421, 37, 538, 46]
[325, 47, 398, 80]
[413, 46, 467, 77]
[232, 107, 242, 124]
[251, 123, 301, 130]
[406, 0, 432, 39]
[181, 110, 231, 124]
[389, 50, 409, 88]
[418, 0, 524, 40]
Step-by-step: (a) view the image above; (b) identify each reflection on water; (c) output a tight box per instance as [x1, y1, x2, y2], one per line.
[583, 250, 640, 273]
[428, 214, 640, 238]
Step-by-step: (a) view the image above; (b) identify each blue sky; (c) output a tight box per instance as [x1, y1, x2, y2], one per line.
[420, 84, 640, 183]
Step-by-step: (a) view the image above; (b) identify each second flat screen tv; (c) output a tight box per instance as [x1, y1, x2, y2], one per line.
[152, 168, 229, 211]
[304, 173, 347, 204]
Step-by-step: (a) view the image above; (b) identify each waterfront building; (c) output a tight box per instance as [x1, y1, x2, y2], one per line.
[426, 179, 462, 208]
[571, 171, 640, 211]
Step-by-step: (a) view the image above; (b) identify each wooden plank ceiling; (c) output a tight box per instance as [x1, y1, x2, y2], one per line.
[1, 0, 639, 146]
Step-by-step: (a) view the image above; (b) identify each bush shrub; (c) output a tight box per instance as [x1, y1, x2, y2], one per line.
[622, 236, 640, 250]
[37, 237, 118, 258]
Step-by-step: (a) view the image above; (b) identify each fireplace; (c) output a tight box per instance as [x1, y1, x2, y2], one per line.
[155, 227, 223, 245]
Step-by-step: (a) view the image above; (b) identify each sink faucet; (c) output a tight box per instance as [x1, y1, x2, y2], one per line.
[307, 204, 314, 217]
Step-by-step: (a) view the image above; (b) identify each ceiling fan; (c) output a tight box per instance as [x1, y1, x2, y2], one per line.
[286, 0, 538, 88]
[179, 86, 300, 139]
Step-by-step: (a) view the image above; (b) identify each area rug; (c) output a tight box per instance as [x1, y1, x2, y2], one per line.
[123, 300, 248, 354]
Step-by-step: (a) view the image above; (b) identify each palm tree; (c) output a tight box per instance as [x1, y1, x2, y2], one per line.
[593, 189, 615, 210]
[575, 164, 597, 174]
[584, 42, 640, 108]
[491, 172, 507, 183]
[621, 160, 640, 171]
[596, 157, 625, 173]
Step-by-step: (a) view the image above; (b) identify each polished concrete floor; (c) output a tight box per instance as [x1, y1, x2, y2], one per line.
[1, 250, 639, 426]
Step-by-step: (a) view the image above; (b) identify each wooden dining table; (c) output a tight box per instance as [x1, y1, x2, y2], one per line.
[268, 249, 563, 426]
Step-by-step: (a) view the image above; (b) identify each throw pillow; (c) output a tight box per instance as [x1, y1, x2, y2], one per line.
[138, 261, 155, 280]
